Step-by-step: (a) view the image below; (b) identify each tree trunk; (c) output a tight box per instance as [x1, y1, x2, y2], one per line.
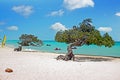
[64, 46, 74, 61]
[56, 35, 88, 61]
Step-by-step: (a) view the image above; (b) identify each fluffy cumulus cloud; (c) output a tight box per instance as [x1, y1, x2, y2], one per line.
[64, 0, 94, 10]
[12, 5, 33, 17]
[48, 9, 64, 16]
[7, 26, 18, 31]
[115, 12, 120, 16]
[51, 22, 67, 31]
[98, 27, 112, 32]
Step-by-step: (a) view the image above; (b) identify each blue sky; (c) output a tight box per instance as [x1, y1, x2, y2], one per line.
[0, 0, 120, 41]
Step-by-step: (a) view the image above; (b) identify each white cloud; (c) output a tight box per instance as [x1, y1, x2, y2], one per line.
[51, 22, 67, 31]
[0, 22, 5, 25]
[12, 5, 33, 17]
[98, 27, 112, 32]
[115, 12, 120, 16]
[48, 9, 64, 16]
[7, 26, 18, 31]
[64, 0, 94, 10]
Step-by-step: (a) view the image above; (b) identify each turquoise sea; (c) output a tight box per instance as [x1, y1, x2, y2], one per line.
[0, 40, 120, 57]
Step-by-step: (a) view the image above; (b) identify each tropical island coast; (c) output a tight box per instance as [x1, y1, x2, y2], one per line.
[0, 0, 120, 80]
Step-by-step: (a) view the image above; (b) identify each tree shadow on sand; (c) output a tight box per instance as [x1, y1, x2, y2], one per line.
[74, 56, 112, 62]
[56, 55, 113, 62]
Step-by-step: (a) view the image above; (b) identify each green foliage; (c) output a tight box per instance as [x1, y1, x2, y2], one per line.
[55, 18, 114, 47]
[103, 33, 114, 47]
[19, 34, 43, 46]
[79, 18, 95, 32]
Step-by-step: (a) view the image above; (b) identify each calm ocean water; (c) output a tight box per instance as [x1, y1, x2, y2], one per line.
[0, 40, 120, 57]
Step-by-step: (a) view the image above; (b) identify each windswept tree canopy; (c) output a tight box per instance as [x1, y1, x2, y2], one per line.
[55, 18, 114, 47]
[18, 34, 43, 46]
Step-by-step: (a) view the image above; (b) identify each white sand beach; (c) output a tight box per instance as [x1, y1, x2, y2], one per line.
[0, 47, 120, 80]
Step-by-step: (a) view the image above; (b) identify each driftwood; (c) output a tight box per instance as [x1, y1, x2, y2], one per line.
[56, 35, 88, 61]
[14, 46, 22, 51]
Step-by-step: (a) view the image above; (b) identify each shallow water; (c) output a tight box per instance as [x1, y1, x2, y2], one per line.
[1, 40, 120, 57]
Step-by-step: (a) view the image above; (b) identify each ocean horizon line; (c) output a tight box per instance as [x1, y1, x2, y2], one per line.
[2, 39, 120, 42]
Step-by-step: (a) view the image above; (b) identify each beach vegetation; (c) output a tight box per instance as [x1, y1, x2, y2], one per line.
[18, 34, 43, 46]
[55, 18, 114, 61]
[55, 18, 114, 47]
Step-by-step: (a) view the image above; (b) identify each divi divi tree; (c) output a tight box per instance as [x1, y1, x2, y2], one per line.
[55, 18, 114, 61]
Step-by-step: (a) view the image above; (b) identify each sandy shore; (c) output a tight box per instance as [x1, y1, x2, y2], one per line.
[0, 47, 120, 80]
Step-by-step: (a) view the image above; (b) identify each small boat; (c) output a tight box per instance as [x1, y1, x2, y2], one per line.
[46, 44, 51, 46]
[54, 48, 61, 50]
[72, 47, 77, 49]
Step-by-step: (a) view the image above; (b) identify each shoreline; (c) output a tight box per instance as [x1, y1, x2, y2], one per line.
[19, 46, 120, 62]
[3, 41, 120, 58]
[2, 45, 120, 62]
